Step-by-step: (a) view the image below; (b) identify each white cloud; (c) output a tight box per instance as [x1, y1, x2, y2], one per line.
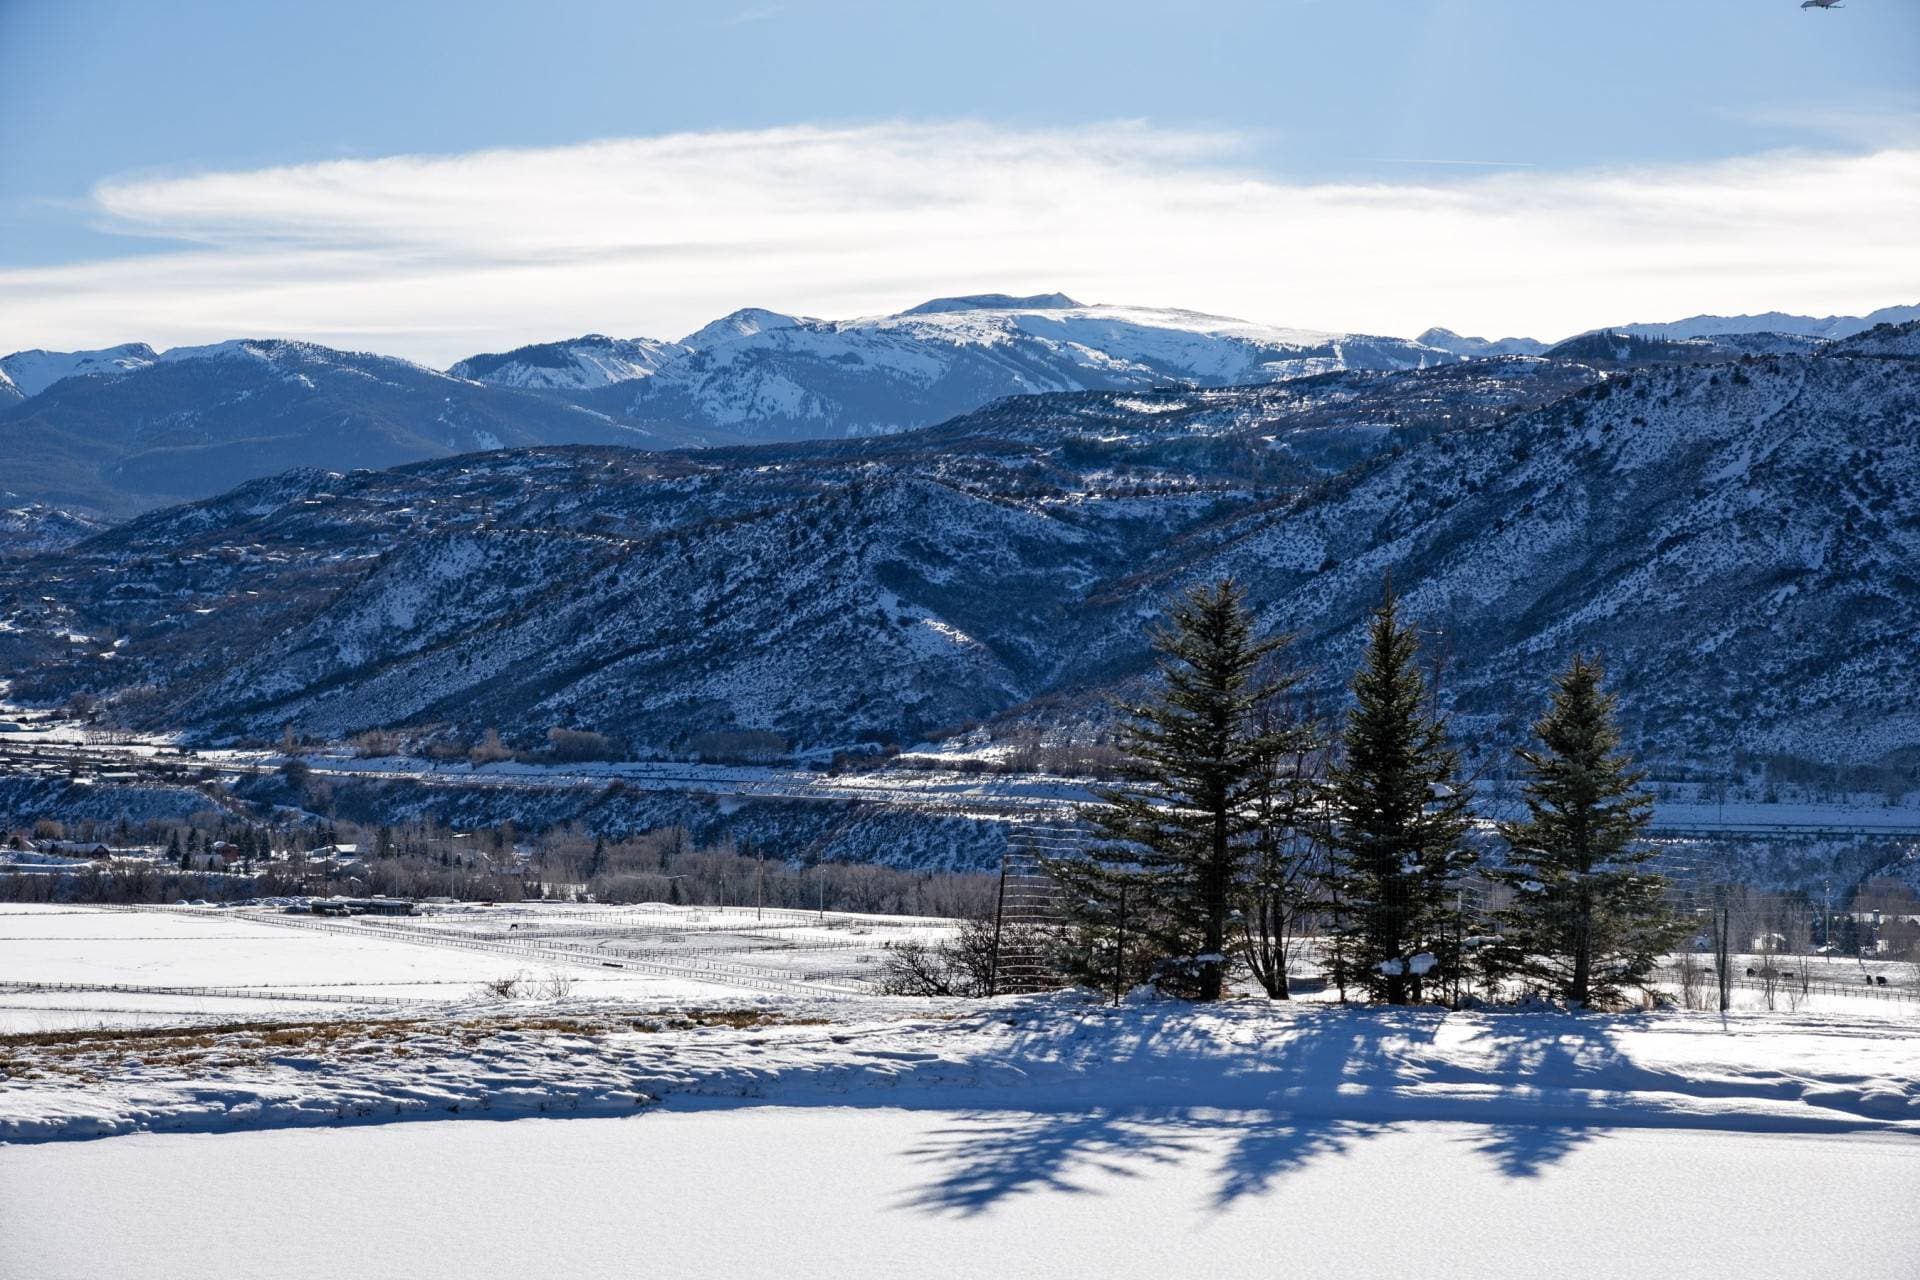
[3, 122, 1916, 365]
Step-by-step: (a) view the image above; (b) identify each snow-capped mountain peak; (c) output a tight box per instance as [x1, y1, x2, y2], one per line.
[0, 342, 158, 397]
[446, 334, 690, 391]
[679, 307, 806, 351]
[901, 291, 1082, 315]
[606, 297, 1461, 441]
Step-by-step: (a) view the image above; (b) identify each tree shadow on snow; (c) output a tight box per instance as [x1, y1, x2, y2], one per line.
[897, 1108, 1204, 1216]
[884, 1001, 1800, 1214]
[893, 1008, 1413, 1215]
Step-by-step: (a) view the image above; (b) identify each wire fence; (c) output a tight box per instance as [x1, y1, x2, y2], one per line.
[119, 904, 860, 998]
[0, 979, 409, 1007]
[988, 821, 1074, 995]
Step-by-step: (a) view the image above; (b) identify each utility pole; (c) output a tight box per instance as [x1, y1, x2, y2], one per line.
[756, 852, 764, 922]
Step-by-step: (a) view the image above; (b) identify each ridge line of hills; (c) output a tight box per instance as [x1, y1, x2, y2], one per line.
[3, 321, 1915, 787]
[4, 294, 1912, 521]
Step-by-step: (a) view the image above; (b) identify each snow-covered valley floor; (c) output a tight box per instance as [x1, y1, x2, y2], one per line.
[2, 904, 1915, 1277]
[7, 1109, 1915, 1280]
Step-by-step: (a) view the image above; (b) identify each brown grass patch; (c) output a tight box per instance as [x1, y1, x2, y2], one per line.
[0, 1007, 833, 1080]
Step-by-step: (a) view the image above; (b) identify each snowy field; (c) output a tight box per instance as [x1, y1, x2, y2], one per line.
[6, 1112, 1915, 1280]
[2, 904, 1916, 1277]
[6, 904, 1907, 1036]
[0, 903, 948, 1032]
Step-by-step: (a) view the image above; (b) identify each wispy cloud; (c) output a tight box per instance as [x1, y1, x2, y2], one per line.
[3, 122, 1915, 363]
[1366, 158, 1537, 168]
[722, 3, 786, 25]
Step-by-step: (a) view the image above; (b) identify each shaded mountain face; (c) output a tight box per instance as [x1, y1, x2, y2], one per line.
[447, 334, 691, 390]
[0, 368, 20, 403]
[6, 345, 1915, 773]
[0, 360, 1584, 751]
[0, 342, 158, 397]
[0, 339, 686, 517]
[1541, 329, 1820, 369]
[584, 297, 1462, 444]
[1180, 344, 1920, 766]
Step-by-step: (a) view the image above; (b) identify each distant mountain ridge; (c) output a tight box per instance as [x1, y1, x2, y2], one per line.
[1604, 303, 1920, 342]
[5, 296, 1913, 520]
[0, 338, 676, 516]
[1414, 304, 1919, 357]
[1415, 328, 1548, 358]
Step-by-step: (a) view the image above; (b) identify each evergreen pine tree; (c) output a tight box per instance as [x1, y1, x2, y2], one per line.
[1328, 578, 1476, 1004]
[1492, 655, 1681, 1007]
[167, 830, 183, 865]
[1052, 579, 1290, 1001]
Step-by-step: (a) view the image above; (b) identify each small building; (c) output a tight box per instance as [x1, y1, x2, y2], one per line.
[311, 896, 415, 917]
[37, 839, 111, 860]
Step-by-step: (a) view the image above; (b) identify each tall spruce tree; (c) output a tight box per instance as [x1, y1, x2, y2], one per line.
[1328, 578, 1476, 1004]
[1052, 579, 1289, 1001]
[1493, 655, 1680, 1007]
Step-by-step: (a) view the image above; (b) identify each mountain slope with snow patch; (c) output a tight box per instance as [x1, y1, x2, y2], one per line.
[0, 343, 158, 397]
[448, 334, 691, 390]
[593, 295, 1461, 442]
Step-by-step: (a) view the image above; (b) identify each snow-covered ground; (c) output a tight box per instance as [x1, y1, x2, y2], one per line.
[6, 1111, 1913, 1280]
[2, 900, 1916, 1276]
[6, 986, 1915, 1142]
[2, 995, 1917, 1277]
[0, 903, 940, 1032]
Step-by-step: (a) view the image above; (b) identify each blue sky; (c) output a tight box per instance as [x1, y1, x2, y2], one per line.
[1, 0, 1915, 360]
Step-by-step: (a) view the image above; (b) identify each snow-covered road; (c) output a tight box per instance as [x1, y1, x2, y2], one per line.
[4, 1107, 1914, 1280]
